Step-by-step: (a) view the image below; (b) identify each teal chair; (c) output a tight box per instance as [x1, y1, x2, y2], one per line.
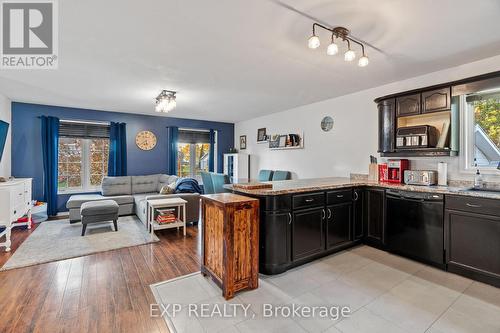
[258, 170, 274, 182]
[211, 173, 230, 193]
[272, 170, 291, 181]
[201, 171, 214, 194]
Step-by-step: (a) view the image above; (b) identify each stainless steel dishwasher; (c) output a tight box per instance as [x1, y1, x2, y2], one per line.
[386, 189, 445, 267]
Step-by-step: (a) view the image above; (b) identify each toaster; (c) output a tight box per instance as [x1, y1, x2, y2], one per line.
[404, 170, 437, 186]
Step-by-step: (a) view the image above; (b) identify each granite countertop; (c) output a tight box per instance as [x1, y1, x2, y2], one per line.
[226, 177, 500, 200]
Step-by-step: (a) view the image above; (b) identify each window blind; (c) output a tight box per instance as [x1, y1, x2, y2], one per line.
[59, 120, 110, 138]
[178, 129, 210, 144]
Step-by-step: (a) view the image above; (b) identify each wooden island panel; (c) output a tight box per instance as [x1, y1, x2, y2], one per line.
[201, 193, 259, 299]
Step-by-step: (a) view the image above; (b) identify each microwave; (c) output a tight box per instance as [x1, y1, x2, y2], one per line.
[396, 125, 438, 149]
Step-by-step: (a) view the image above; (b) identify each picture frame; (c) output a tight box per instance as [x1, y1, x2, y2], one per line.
[278, 135, 287, 147]
[257, 128, 267, 142]
[239, 135, 247, 150]
[269, 134, 280, 148]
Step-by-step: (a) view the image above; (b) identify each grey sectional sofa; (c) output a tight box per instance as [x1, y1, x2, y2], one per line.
[66, 174, 200, 224]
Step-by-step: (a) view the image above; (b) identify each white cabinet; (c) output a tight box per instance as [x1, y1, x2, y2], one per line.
[223, 153, 250, 183]
[0, 178, 33, 251]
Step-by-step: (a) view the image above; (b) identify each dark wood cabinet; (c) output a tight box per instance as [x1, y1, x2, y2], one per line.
[396, 93, 421, 117]
[260, 211, 291, 274]
[292, 207, 325, 261]
[377, 99, 396, 153]
[326, 202, 352, 249]
[421, 87, 451, 113]
[445, 195, 500, 287]
[353, 188, 364, 240]
[365, 189, 385, 246]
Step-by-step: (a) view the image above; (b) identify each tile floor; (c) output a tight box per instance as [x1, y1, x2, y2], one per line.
[151, 245, 500, 333]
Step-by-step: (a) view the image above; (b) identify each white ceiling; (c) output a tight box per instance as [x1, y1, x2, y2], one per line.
[1, 0, 500, 123]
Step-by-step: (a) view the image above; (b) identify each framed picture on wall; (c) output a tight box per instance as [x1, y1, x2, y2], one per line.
[278, 135, 287, 147]
[240, 135, 247, 150]
[257, 128, 267, 142]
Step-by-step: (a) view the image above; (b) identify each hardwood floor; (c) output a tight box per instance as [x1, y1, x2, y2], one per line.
[0, 220, 201, 333]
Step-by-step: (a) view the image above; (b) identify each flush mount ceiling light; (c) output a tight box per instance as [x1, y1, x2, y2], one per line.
[155, 90, 177, 113]
[307, 24, 369, 67]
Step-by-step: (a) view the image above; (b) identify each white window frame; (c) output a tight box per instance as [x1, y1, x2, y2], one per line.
[459, 94, 500, 175]
[58, 138, 109, 194]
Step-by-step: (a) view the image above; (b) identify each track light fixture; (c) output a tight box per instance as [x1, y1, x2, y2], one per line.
[155, 90, 177, 113]
[307, 23, 369, 67]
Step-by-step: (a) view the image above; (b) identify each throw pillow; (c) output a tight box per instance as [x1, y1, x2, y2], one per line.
[159, 182, 176, 194]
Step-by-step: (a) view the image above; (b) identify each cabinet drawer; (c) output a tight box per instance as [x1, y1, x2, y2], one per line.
[292, 192, 325, 210]
[327, 189, 352, 205]
[446, 195, 500, 216]
[10, 185, 24, 204]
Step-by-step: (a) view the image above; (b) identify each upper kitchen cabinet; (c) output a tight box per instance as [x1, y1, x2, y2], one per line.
[396, 93, 420, 117]
[377, 99, 396, 153]
[421, 87, 451, 114]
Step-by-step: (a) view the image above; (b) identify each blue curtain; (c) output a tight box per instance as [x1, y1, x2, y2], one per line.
[40, 116, 59, 216]
[108, 122, 127, 176]
[167, 126, 179, 175]
[208, 129, 215, 172]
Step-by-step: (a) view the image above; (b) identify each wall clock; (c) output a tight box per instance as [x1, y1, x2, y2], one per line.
[135, 130, 157, 150]
[321, 116, 334, 132]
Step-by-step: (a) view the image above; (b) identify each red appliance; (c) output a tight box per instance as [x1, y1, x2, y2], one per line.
[386, 159, 410, 183]
[378, 163, 388, 182]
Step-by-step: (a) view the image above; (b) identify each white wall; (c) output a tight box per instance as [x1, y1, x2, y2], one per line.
[235, 54, 500, 182]
[0, 93, 11, 178]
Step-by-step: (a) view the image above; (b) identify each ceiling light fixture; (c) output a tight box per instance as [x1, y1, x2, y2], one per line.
[307, 23, 369, 67]
[155, 90, 177, 113]
[308, 34, 320, 49]
[326, 33, 338, 56]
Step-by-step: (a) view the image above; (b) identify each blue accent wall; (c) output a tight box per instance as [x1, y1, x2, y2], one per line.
[11, 102, 234, 212]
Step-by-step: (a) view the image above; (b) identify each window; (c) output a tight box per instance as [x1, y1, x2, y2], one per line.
[462, 91, 500, 171]
[58, 121, 110, 193]
[177, 129, 215, 181]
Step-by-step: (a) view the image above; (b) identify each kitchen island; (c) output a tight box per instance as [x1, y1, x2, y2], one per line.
[227, 177, 500, 288]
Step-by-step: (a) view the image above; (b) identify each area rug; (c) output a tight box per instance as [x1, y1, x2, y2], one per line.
[1, 215, 159, 271]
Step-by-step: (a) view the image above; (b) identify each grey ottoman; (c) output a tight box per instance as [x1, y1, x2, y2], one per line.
[80, 200, 119, 236]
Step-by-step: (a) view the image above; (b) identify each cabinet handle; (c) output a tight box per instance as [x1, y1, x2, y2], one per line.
[466, 203, 481, 208]
[305, 198, 314, 203]
[288, 212, 292, 225]
[327, 208, 332, 220]
[322, 209, 326, 220]
[353, 192, 359, 201]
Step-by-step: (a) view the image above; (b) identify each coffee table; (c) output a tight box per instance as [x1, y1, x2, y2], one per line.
[147, 198, 187, 237]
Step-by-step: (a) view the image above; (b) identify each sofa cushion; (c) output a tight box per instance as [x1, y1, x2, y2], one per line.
[132, 192, 159, 206]
[158, 174, 179, 192]
[81, 200, 119, 216]
[132, 175, 159, 194]
[101, 176, 132, 196]
[67, 194, 133, 209]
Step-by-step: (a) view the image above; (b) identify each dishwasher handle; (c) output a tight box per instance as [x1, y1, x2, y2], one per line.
[386, 194, 426, 203]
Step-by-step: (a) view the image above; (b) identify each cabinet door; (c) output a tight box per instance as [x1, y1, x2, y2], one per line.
[365, 189, 385, 246]
[377, 99, 396, 153]
[326, 203, 352, 249]
[292, 207, 325, 261]
[422, 87, 451, 114]
[445, 209, 500, 280]
[260, 211, 291, 274]
[353, 189, 364, 240]
[396, 93, 421, 117]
